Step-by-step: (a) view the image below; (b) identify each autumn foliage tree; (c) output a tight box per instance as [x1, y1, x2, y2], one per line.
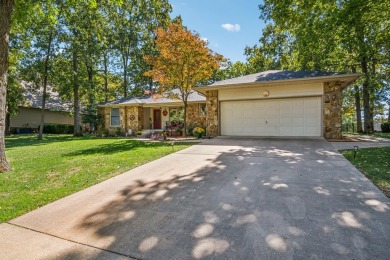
[144, 20, 223, 136]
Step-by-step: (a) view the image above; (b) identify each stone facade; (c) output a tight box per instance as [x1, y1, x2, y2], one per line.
[206, 90, 219, 137]
[323, 81, 342, 139]
[186, 103, 207, 129]
[126, 106, 143, 132]
[98, 106, 143, 134]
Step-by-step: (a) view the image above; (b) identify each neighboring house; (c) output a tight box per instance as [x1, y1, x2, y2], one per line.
[98, 88, 207, 134]
[10, 84, 74, 133]
[98, 70, 360, 139]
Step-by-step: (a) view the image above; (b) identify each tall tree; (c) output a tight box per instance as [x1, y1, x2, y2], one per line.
[257, 0, 389, 133]
[144, 21, 223, 136]
[0, 0, 14, 172]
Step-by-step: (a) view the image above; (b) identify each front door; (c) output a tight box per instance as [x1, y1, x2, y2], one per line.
[153, 109, 161, 129]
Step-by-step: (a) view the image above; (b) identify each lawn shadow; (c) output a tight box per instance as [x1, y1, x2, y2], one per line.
[49, 138, 390, 259]
[5, 134, 89, 149]
[64, 139, 195, 156]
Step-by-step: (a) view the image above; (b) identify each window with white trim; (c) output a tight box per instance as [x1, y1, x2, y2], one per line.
[111, 108, 120, 126]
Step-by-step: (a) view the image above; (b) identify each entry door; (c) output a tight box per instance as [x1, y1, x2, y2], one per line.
[153, 109, 161, 129]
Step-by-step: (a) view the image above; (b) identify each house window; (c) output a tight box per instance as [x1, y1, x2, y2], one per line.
[111, 108, 120, 126]
[199, 103, 207, 117]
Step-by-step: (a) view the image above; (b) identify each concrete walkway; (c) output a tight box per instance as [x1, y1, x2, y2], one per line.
[1, 138, 389, 259]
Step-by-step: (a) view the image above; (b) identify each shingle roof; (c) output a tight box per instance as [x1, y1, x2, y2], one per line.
[208, 70, 347, 87]
[21, 82, 73, 112]
[99, 88, 205, 106]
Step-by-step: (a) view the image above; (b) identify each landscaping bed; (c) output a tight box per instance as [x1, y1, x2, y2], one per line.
[0, 135, 193, 222]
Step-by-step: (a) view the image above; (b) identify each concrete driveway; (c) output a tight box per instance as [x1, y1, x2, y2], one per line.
[1, 138, 390, 259]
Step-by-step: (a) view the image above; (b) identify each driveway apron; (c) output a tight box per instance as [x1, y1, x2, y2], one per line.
[2, 137, 390, 259]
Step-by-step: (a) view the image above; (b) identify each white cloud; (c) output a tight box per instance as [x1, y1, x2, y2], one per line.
[201, 37, 208, 44]
[221, 23, 240, 32]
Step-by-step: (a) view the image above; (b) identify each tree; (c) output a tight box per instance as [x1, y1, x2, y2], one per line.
[0, 0, 15, 172]
[257, 0, 389, 133]
[144, 21, 223, 136]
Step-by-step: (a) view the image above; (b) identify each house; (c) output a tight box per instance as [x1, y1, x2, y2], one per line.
[10, 84, 74, 133]
[97, 70, 360, 139]
[97, 88, 207, 135]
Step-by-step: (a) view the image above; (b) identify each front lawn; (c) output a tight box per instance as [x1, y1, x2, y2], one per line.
[0, 135, 193, 222]
[341, 147, 390, 197]
[372, 132, 390, 139]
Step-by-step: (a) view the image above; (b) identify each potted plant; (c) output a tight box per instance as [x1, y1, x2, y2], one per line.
[175, 128, 183, 137]
[193, 127, 205, 138]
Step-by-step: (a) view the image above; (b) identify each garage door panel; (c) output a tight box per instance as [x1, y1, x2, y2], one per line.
[221, 97, 321, 137]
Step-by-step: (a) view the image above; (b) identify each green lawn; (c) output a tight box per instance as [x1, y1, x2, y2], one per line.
[372, 132, 390, 139]
[0, 135, 193, 222]
[341, 147, 390, 197]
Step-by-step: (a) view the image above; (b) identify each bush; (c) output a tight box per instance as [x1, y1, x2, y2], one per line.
[381, 123, 390, 133]
[43, 124, 74, 134]
[193, 127, 205, 138]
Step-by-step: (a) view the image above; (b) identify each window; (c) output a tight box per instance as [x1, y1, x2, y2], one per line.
[169, 107, 184, 122]
[111, 108, 120, 126]
[199, 103, 207, 117]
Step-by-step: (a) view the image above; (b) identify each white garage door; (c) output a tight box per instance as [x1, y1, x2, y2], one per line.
[220, 97, 322, 137]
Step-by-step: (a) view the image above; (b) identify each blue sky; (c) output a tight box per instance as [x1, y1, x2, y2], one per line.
[170, 0, 266, 63]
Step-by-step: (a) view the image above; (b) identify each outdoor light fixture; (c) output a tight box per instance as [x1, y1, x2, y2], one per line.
[354, 145, 359, 159]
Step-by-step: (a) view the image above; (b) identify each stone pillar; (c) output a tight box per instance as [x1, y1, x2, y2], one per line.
[206, 90, 219, 137]
[323, 81, 342, 139]
[97, 107, 109, 131]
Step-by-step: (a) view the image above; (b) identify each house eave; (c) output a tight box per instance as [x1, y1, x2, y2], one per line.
[195, 73, 362, 94]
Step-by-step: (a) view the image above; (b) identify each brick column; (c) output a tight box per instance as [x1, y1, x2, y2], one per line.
[206, 90, 219, 137]
[127, 106, 143, 132]
[323, 81, 342, 139]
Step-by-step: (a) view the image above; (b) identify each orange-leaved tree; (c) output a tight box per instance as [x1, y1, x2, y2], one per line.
[144, 20, 223, 137]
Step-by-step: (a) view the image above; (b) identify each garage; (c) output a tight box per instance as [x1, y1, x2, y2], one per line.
[220, 97, 322, 137]
[195, 70, 361, 139]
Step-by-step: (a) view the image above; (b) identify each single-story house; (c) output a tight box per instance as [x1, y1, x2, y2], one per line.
[98, 88, 207, 135]
[97, 70, 360, 139]
[10, 84, 74, 133]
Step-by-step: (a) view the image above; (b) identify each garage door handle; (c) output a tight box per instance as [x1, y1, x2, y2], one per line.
[266, 121, 267, 124]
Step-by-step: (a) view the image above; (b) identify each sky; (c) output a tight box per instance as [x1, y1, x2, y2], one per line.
[170, 0, 266, 63]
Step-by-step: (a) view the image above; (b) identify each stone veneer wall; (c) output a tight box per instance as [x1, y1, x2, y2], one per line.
[206, 90, 219, 137]
[323, 81, 342, 139]
[186, 103, 207, 128]
[126, 106, 143, 132]
[98, 106, 143, 134]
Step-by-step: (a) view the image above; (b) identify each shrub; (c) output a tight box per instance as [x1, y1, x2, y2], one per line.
[381, 122, 390, 133]
[43, 124, 74, 134]
[193, 127, 205, 138]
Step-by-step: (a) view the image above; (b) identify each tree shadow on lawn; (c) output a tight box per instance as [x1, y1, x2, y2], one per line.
[5, 134, 88, 149]
[64, 139, 194, 156]
[48, 140, 390, 259]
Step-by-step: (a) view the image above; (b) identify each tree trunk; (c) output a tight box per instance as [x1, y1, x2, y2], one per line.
[0, 0, 14, 172]
[103, 51, 108, 102]
[351, 67, 362, 133]
[5, 112, 10, 136]
[73, 48, 82, 136]
[361, 59, 372, 133]
[122, 53, 128, 97]
[86, 63, 95, 132]
[38, 33, 53, 141]
[183, 100, 187, 137]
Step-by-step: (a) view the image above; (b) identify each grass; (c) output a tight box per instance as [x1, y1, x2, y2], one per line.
[371, 132, 390, 139]
[0, 134, 193, 222]
[341, 147, 390, 197]
[343, 132, 390, 139]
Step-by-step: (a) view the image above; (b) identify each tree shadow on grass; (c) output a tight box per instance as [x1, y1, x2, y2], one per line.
[5, 134, 88, 149]
[63, 140, 194, 156]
